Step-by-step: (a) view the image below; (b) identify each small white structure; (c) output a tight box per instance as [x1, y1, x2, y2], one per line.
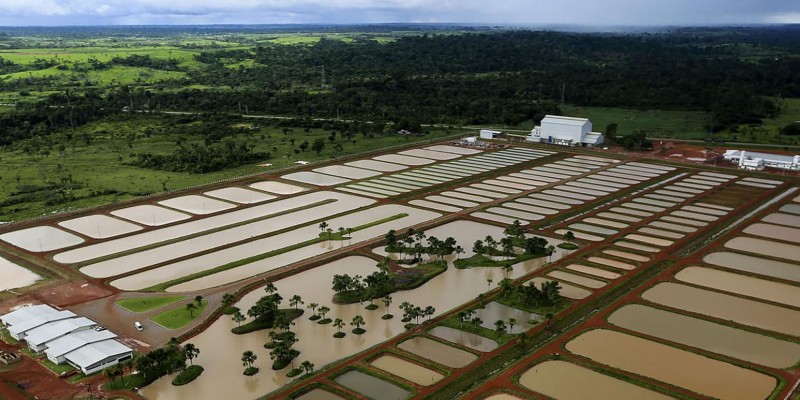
[1, 305, 76, 341]
[723, 150, 800, 171]
[63, 339, 133, 375]
[528, 115, 604, 147]
[480, 129, 502, 140]
[25, 317, 96, 353]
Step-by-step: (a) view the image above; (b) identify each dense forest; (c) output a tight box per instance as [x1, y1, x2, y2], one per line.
[1, 26, 800, 148]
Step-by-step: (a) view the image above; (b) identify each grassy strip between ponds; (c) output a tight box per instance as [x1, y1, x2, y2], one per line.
[150, 300, 208, 329]
[116, 295, 188, 313]
[146, 213, 409, 292]
[557, 242, 578, 250]
[453, 252, 542, 269]
[172, 365, 204, 386]
[333, 260, 447, 304]
[437, 316, 514, 345]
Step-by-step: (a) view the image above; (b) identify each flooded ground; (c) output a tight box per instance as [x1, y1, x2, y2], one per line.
[281, 171, 350, 186]
[58, 215, 142, 239]
[374, 154, 434, 166]
[608, 304, 800, 368]
[77, 193, 375, 278]
[203, 187, 276, 204]
[600, 250, 648, 263]
[648, 221, 696, 233]
[295, 388, 345, 400]
[565, 264, 620, 279]
[0, 226, 84, 252]
[0, 257, 41, 291]
[409, 200, 461, 213]
[400, 149, 461, 160]
[568, 223, 617, 236]
[596, 212, 640, 223]
[528, 277, 591, 300]
[428, 326, 498, 352]
[345, 159, 407, 172]
[313, 165, 382, 180]
[397, 337, 478, 368]
[703, 251, 800, 283]
[519, 360, 672, 400]
[725, 236, 800, 263]
[566, 329, 776, 400]
[744, 223, 800, 244]
[587, 257, 636, 270]
[555, 229, 602, 242]
[424, 145, 481, 155]
[158, 195, 236, 215]
[474, 302, 540, 333]
[547, 270, 607, 289]
[642, 282, 800, 336]
[249, 181, 307, 194]
[583, 218, 628, 229]
[111, 205, 190, 226]
[370, 354, 444, 385]
[624, 234, 673, 247]
[762, 212, 800, 228]
[334, 370, 410, 400]
[675, 266, 800, 308]
[616, 241, 661, 253]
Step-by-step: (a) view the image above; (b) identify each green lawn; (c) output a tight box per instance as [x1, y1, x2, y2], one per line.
[560, 105, 713, 140]
[150, 300, 208, 329]
[116, 295, 188, 313]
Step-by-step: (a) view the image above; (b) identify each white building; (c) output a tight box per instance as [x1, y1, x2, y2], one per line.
[1, 305, 76, 341]
[480, 129, 502, 140]
[45, 329, 118, 365]
[527, 115, 604, 147]
[723, 150, 800, 171]
[25, 317, 96, 353]
[63, 339, 133, 375]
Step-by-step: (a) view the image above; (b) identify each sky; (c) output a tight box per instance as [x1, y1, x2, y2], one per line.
[0, 0, 798, 26]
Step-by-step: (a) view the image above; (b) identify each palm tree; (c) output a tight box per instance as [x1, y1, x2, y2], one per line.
[300, 360, 315, 375]
[382, 296, 393, 317]
[194, 295, 203, 307]
[318, 306, 330, 320]
[184, 343, 200, 365]
[455, 245, 464, 259]
[232, 311, 246, 326]
[104, 366, 116, 387]
[508, 318, 516, 334]
[564, 231, 575, 244]
[289, 295, 303, 309]
[333, 318, 345, 336]
[486, 278, 493, 291]
[547, 245, 556, 261]
[517, 332, 528, 348]
[185, 303, 197, 318]
[307, 302, 318, 319]
[351, 315, 366, 333]
[470, 316, 483, 331]
[457, 311, 468, 328]
[222, 293, 235, 308]
[242, 350, 257, 369]
[494, 319, 507, 335]
[319, 221, 328, 235]
[545, 312, 555, 332]
[264, 282, 278, 294]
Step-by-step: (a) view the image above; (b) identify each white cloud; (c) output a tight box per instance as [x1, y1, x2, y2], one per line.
[0, 0, 797, 25]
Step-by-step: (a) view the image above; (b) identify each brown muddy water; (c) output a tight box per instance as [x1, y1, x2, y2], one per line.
[428, 326, 498, 352]
[566, 264, 621, 279]
[548, 270, 607, 289]
[111, 204, 190, 226]
[370, 354, 444, 385]
[397, 337, 477, 368]
[334, 370, 410, 400]
[675, 266, 800, 308]
[58, 214, 142, 239]
[0, 226, 84, 252]
[0, 257, 41, 291]
[566, 329, 776, 400]
[601, 250, 648, 263]
[313, 165, 382, 180]
[204, 187, 276, 204]
[158, 195, 236, 215]
[744, 223, 800, 244]
[345, 159, 407, 172]
[703, 251, 800, 283]
[725, 236, 800, 263]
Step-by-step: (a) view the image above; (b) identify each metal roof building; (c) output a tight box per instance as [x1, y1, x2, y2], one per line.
[528, 115, 605, 147]
[1, 305, 76, 341]
[44, 329, 118, 364]
[25, 317, 96, 353]
[64, 339, 133, 375]
[723, 150, 800, 171]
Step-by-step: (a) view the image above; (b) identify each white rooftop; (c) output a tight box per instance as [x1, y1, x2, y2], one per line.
[45, 329, 117, 358]
[542, 115, 590, 126]
[1, 304, 59, 327]
[7, 310, 76, 337]
[724, 150, 798, 163]
[65, 339, 132, 369]
[25, 317, 96, 346]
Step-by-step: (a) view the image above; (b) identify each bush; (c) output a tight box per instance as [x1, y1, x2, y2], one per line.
[333, 332, 346, 338]
[172, 365, 204, 386]
[557, 242, 578, 250]
[222, 306, 240, 315]
[244, 367, 259, 376]
[364, 304, 379, 311]
[286, 368, 302, 377]
[232, 309, 303, 334]
[781, 122, 800, 136]
[381, 314, 394, 320]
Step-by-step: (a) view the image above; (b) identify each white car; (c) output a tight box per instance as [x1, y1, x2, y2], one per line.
[134, 321, 143, 331]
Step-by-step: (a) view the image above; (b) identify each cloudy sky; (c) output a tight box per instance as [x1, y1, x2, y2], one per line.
[0, 0, 798, 26]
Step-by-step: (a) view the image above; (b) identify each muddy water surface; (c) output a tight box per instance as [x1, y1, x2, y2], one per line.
[0, 257, 41, 291]
[474, 302, 539, 333]
[762, 212, 800, 228]
[158, 195, 236, 214]
[58, 215, 142, 239]
[346, 159, 407, 172]
[314, 165, 382, 179]
[744, 223, 800, 244]
[566, 329, 776, 400]
[398, 337, 477, 368]
[203, 187, 276, 204]
[111, 205, 189, 226]
[676, 266, 800, 308]
[249, 181, 307, 194]
[566, 264, 620, 279]
[725, 236, 800, 263]
[609, 304, 800, 368]
[335, 370, 410, 400]
[428, 326, 498, 352]
[370, 354, 444, 385]
[0, 226, 84, 252]
[548, 270, 606, 288]
[601, 250, 648, 263]
[703, 251, 800, 283]
[642, 282, 800, 336]
[295, 389, 345, 400]
[519, 360, 673, 400]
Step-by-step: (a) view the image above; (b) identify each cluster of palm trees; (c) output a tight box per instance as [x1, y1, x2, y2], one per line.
[384, 228, 461, 262]
[318, 221, 353, 244]
[398, 301, 436, 325]
[184, 295, 204, 318]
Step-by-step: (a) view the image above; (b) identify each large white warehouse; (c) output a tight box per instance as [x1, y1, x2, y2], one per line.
[527, 115, 604, 147]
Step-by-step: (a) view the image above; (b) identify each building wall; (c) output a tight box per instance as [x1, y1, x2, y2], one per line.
[72, 352, 133, 375]
[540, 119, 590, 143]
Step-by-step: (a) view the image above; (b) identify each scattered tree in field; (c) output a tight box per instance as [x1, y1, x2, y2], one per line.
[563, 231, 575, 244]
[486, 278, 493, 291]
[319, 222, 329, 235]
[495, 319, 507, 335]
[470, 316, 483, 331]
[547, 245, 556, 261]
[455, 245, 464, 259]
[333, 318, 345, 338]
[222, 293, 236, 308]
[185, 303, 197, 318]
[194, 295, 203, 307]
[508, 318, 516, 333]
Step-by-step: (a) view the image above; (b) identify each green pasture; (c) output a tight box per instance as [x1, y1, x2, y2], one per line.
[0, 115, 460, 221]
[150, 299, 209, 329]
[559, 105, 713, 140]
[116, 295, 188, 313]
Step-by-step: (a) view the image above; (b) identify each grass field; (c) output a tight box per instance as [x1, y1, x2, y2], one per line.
[560, 105, 713, 140]
[116, 295, 188, 313]
[150, 299, 209, 329]
[0, 115, 460, 222]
